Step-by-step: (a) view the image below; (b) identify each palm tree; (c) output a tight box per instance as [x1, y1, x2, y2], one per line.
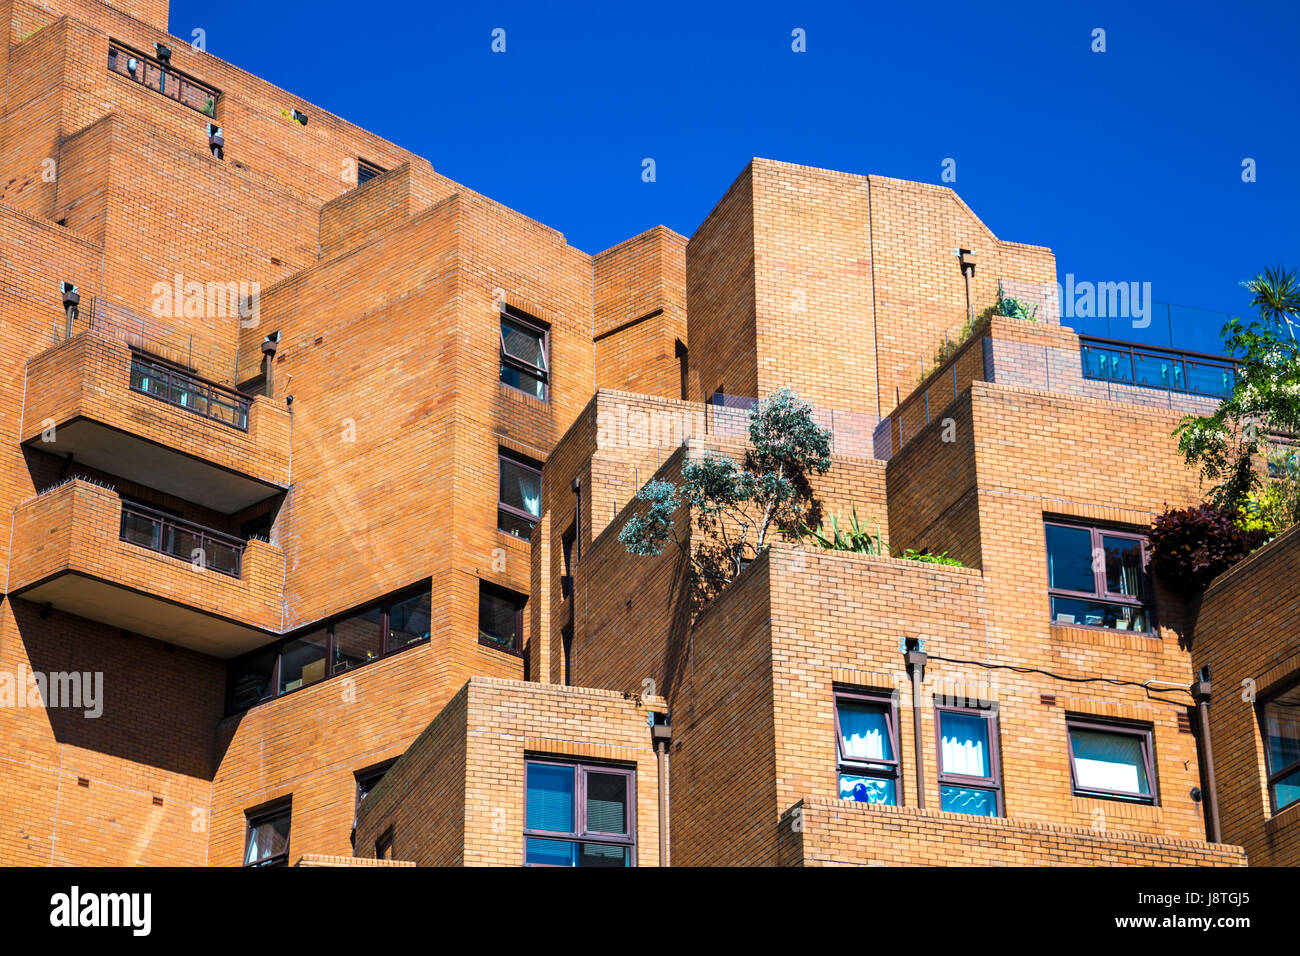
[1242, 265, 1300, 340]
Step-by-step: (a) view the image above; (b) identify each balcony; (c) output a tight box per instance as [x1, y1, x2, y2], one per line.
[107, 41, 220, 117]
[22, 328, 289, 513]
[7, 480, 282, 657]
[1080, 337, 1236, 400]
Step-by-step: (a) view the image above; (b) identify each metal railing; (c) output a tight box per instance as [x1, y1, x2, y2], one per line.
[1079, 336, 1236, 400]
[129, 352, 251, 430]
[108, 42, 219, 117]
[119, 501, 245, 577]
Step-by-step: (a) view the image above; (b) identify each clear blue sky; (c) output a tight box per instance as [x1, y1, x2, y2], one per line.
[170, 0, 1298, 353]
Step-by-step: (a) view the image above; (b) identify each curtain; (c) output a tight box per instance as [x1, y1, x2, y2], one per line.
[838, 701, 891, 761]
[940, 712, 990, 777]
[503, 460, 541, 518]
[1071, 729, 1147, 794]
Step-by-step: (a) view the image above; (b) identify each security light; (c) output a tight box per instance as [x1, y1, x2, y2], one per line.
[127, 57, 138, 73]
[154, 43, 172, 64]
[291, 109, 308, 126]
[208, 124, 225, 159]
[61, 281, 80, 336]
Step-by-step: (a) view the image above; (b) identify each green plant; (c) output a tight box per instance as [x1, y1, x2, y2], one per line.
[918, 316, 977, 384]
[1174, 265, 1300, 516]
[795, 507, 883, 554]
[620, 388, 832, 596]
[897, 548, 963, 567]
[995, 282, 1039, 321]
[1147, 503, 1267, 595]
[203, 97, 215, 116]
[1237, 447, 1300, 536]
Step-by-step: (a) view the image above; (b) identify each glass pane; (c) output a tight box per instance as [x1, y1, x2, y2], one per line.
[500, 364, 546, 399]
[500, 458, 541, 519]
[1051, 596, 1147, 632]
[332, 607, 383, 674]
[170, 527, 200, 563]
[939, 711, 991, 777]
[940, 785, 998, 817]
[526, 763, 575, 833]
[1081, 344, 1132, 383]
[579, 843, 629, 867]
[227, 647, 275, 712]
[501, 318, 546, 369]
[525, 837, 577, 866]
[387, 590, 431, 649]
[1102, 535, 1144, 598]
[837, 700, 892, 762]
[585, 772, 628, 835]
[1071, 728, 1149, 796]
[498, 508, 536, 538]
[1045, 524, 1094, 593]
[279, 630, 328, 694]
[478, 588, 522, 648]
[1263, 693, 1300, 777]
[838, 773, 896, 805]
[245, 810, 290, 865]
[207, 540, 240, 576]
[1185, 360, 1234, 398]
[1133, 351, 1185, 391]
[121, 511, 159, 549]
[1273, 766, 1300, 812]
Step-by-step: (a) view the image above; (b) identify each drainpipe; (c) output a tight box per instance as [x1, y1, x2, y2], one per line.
[903, 639, 928, 809]
[1190, 666, 1222, 843]
[957, 249, 976, 326]
[260, 335, 278, 398]
[650, 712, 671, 866]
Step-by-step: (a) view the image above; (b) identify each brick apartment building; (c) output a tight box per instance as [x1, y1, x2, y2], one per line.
[0, 0, 1293, 867]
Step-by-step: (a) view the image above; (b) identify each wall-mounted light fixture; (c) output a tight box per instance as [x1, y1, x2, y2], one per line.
[126, 57, 138, 74]
[291, 109, 308, 126]
[60, 281, 79, 337]
[154, 42, 172, 65]
[208, 123, 225, 160]
[956, 248, 977, 324]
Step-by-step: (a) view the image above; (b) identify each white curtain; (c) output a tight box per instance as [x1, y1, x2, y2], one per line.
[839, 702, 890, 761]
[1072, 729, 1147, 794]
[940, 712, 989, 777]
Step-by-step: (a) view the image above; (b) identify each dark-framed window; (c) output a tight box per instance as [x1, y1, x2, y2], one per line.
[936, 703, 1002, 817]
[356, 159, 386, 185]
[524, 758, 634, 867]
[479, 582, 525, 652]
[498, 450, 542, 538]
[224, 583, 431, 714]
[500, 308, 549, 400]
[243, 800, 291, 867]
[355, 760, 397, 816]
[1045, 520, 1152, 633]
[1260, 681, 1300, 814]
[835, 688, 899, 805]
[1066, 716, 1157, 804]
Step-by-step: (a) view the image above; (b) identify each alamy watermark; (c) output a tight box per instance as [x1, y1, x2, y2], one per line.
[1058, 273, 1153, 329]
[151, 273, 260, 327]
[0, 664, 103, 718]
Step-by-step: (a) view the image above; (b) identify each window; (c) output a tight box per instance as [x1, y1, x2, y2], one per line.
[561, 524, 576, 599]
[500, 309, 549, 400]
[834, 690, 899, 805]
[498, 451, 541, 537]
[355, 761, 396, 821]
[524, 759, 634, 866]
[1045, 521, 1151, 632]
[1261, 682, 1300, 813]
[479, 583, 525, 652]
[244, 801, 291, 867]
[936, 705, 1001, 816]
[1066, 718, 1156, 804]
[224, 583, 431, 713]
[356, 159, 385, 185]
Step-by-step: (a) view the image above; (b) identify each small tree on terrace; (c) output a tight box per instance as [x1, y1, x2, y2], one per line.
[618, 388, 832, 600]
[1174, 265, 1300, 518]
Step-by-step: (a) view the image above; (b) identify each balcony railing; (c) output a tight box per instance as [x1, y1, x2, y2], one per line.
[107, 41, 219, 117]
[1079, 337, 1236, 400]
[129, 352, 251, 430]
[119, 501, 245, 577]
